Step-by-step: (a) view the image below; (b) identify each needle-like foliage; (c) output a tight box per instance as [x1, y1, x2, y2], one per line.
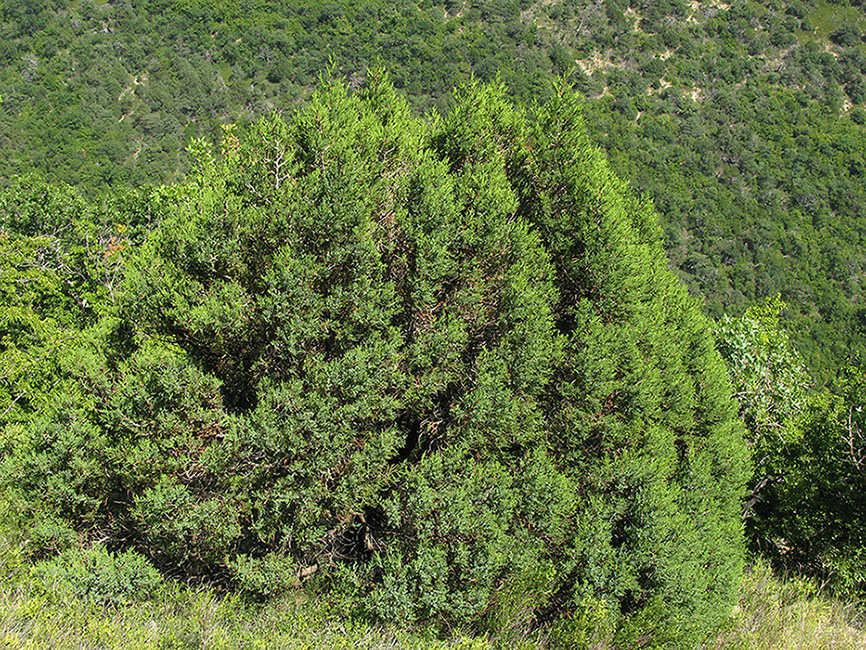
[0, 73, 749, 646]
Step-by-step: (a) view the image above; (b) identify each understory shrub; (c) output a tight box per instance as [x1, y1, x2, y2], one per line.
[31, 545, 162, 606]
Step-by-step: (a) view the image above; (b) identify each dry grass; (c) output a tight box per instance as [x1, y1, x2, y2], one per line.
[2, 501, 865, 650]
[709, 562, 866, 650]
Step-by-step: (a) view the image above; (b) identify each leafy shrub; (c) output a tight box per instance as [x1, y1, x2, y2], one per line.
[715, 295, 811, 503]
[752, 374, 866, 597]
[31, 545, 162, 606]
[718, 298, 866, 599]
[831, 24, 862, 47]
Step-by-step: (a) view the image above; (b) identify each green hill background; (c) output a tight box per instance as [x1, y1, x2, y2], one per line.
[2, 0, 866, 376]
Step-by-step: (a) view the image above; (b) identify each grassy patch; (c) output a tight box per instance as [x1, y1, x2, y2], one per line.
[0, 583, 500, 650]
[805, 1, 866, 40]
[709, 562, 866, 650]
[218, 63, 232, 85]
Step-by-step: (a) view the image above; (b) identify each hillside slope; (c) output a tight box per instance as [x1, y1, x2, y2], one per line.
[1, 0, 864, 372]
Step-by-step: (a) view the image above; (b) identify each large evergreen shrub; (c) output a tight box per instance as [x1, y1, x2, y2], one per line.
[0, 73, 749, 645]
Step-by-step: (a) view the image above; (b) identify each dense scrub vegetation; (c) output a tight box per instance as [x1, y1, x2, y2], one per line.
[716, 296, 866, 599]
[2, 1, 866, 646]
[0, 75, 752, 647]
[4, 520, 865, 650]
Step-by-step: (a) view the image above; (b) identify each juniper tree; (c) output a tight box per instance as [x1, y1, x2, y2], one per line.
[1, 73, 749, 646]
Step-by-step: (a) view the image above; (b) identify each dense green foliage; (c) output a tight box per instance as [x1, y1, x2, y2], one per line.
[2, 0, 866, 376]
[0, 76, 750, 646]
[746, 368, 866, 595]
[4, 508, 866, 650]
[2, 0, 866, 642]
[717, 299, 866, 598]
[7, 498, 863, 650]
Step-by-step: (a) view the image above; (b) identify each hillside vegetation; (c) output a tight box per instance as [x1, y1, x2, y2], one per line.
[0, 74, 753, 647]
[2, 0, 866, 375]
[2, 1, 866, 647]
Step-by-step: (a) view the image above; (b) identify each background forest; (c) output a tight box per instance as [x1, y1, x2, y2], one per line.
[1, 0, 866, 648]
[2, 0, 866, 376]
